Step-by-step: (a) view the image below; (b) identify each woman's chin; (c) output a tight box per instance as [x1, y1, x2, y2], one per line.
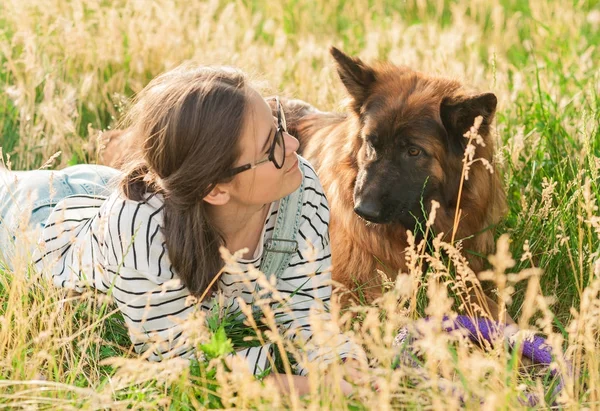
[285, 164, 303, 194]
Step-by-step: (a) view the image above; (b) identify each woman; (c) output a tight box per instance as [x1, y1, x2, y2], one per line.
[0, 65, 364, 395]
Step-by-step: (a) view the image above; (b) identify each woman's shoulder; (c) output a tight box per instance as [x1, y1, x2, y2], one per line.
[102, 191, 165, 221]
[100, 190, 169, 272]
[299, 156, 318, 180]
[100, 191, 166, 248]
[297, 156, 330, 222]
[298, 156, 326, 199]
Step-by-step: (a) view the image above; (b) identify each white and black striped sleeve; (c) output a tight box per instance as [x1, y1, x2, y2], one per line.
[33, 195, 107, 291]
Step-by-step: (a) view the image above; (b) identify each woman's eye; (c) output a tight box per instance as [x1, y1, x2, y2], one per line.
[408, 147, 421, 157]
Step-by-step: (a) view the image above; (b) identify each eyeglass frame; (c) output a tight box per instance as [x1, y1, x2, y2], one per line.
[226, 96, 287, 177]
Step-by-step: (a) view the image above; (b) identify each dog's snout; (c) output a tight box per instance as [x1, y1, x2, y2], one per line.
[354, 200, 385, 223]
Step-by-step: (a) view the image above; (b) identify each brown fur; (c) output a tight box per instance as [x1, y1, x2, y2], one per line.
[98, 129, 138, 168]
[284, 48, 506, 302]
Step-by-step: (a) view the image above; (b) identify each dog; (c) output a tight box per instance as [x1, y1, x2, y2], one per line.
[282, 48, 507, 318]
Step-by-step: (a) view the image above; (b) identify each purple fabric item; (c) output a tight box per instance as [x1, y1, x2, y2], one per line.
[450, 316, 568, 406]
[394, 315, 570, 407]
[442, 316, 553, 364]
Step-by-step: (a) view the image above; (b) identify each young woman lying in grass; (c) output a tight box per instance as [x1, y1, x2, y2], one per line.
[0, 65, 365, 395]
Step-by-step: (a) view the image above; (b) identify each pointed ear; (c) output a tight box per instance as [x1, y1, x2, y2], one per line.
[202, 184, 231, 206]
[330, 47, 376, 112]
[440, 93, 497, 151]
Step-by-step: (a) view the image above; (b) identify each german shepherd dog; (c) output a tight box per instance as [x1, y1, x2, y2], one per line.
[283, 48, 507, 316]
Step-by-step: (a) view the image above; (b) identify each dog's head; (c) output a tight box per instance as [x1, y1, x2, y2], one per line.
[330, 47, 497, 232]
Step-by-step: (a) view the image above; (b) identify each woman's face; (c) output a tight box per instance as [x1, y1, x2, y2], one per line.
[227, 88, 302, 208]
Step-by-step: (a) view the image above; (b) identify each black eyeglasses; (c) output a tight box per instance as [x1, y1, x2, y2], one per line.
[227, 97, 287, 177]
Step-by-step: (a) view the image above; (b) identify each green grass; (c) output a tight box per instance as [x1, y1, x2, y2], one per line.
[498, 66, 600, 324]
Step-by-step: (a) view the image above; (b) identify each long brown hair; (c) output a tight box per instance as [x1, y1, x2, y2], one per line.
[119, 65, 249, 297]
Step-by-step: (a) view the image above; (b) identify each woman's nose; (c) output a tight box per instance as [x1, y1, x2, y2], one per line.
[284, 131, 300, 154]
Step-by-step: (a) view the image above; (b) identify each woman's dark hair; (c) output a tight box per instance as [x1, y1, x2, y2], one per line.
[120, 65, 249, 297]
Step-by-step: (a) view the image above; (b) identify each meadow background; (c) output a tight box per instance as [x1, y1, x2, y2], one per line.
[0, 0, 599, 409]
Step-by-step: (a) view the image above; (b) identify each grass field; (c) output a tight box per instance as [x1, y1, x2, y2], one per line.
[0, 0, 599, 408]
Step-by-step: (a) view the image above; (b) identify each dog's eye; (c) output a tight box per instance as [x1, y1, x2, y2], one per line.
[364, 140, 376, 156]
[364, 134, 379, 147]
[408, 147, 421, 157]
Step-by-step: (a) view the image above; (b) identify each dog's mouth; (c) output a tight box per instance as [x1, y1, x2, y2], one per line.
[354, 205, 417, 228]
[357, 214, 383, 225]
[354, 207, 401, 225]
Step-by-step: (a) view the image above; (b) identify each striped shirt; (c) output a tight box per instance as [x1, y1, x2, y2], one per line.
[33, 159, 362, 375]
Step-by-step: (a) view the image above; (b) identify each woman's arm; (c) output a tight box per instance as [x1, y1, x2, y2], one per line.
[98, 194, 276, 374]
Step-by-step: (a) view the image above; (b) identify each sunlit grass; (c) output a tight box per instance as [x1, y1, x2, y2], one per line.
[0, 0, 599, 408]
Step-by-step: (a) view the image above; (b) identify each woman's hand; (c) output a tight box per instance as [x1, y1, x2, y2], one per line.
[263, 373, 312, 396]
[263, 372, 354, 396]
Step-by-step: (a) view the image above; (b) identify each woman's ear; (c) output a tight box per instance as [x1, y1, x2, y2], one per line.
[203, 184, 231, 206]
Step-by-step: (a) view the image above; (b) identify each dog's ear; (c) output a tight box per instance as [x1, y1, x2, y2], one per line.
[330, 47, 375, 112]
[440, 93, 497, 152]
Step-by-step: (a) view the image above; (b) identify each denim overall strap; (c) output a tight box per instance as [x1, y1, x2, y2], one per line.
[258, 160, 305, 279]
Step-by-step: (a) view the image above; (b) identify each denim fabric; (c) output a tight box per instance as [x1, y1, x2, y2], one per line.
[0, 164, 121, 259]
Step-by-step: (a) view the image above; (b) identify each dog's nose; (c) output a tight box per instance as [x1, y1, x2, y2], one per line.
[354, 200, 383, 223]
